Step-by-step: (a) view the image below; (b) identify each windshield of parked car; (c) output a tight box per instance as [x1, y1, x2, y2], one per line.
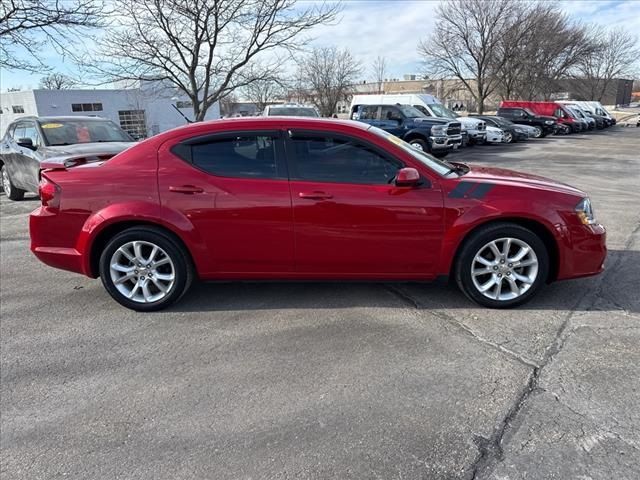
[267, 107, 319, 117]
[522, 108, 537, 117]
[38, 119, 133, 146]
[367, 125, 454, 176]
[397, 105, 426, 118]
[428, 103, 457, 119]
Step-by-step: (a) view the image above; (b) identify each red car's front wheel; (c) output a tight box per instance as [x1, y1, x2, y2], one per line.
[455, 223, 549, 308]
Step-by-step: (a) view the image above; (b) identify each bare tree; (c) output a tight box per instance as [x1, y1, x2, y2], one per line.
[219, 92, 238, 117]
[418, 0, 515, 113]
[39, 73, 77, 89]
[243, 77, 286, 113]
[298, 47, 361, 117]
[495, 4, 597, 100]
[0, 0, 105, 72]
[371, 55, 387, 94]
[574, 29, 640, 101]
[92, 0, 339, 121]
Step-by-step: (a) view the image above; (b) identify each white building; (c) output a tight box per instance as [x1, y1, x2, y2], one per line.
[0, 83, 219, 138]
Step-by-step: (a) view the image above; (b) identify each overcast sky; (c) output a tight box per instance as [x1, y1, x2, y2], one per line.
[1, 0, 639, 91]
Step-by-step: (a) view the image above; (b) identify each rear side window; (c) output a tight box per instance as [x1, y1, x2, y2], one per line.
[359, 106, 378, 120]
[289, 134, 402, 185]
[176, 135, 280, 179]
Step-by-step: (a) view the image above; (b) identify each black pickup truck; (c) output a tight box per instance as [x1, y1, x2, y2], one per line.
[350, 104, 463, 158]
[496, 107, 557, 138]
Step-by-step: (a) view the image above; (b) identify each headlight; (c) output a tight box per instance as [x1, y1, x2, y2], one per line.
[575, 198, 596, 225]
[545, 120, 554, 125]
[432, 125, 447, 135]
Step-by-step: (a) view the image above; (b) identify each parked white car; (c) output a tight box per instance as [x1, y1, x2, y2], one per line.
[350, 94, 487, 144]
[485, 125, 505, 143]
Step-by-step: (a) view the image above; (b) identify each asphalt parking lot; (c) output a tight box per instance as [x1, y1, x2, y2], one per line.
[1, 127, 639, 480]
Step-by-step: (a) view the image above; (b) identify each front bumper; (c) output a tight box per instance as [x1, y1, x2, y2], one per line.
[430, 134, 463, 150]
[558, 222, 607, 281]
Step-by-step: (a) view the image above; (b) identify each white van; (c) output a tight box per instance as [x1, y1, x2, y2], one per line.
[350, 94, 487, 144]
[557, 101, 614, 122]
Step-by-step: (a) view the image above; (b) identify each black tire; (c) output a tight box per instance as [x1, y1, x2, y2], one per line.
[454, 223, 549, 308]
[1, 165, 25, 201]
[99, 226, 194, 311]
[407, 138, 428, 152]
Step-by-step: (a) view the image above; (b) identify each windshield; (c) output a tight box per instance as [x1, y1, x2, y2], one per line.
[490, 116, 514, 127]
[428, 103, 457, 119]
[367, 125, 454, 176]
[523, 108, 537, 117]
[268, 107, 319, 117]
[38, 119, 133, 146]
[397, 105, 426, 118]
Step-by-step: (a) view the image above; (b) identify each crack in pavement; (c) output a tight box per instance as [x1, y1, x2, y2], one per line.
[383, 216, 639, 480]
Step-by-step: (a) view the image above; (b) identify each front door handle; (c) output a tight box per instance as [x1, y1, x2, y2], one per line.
[298, 191, 333, 200]
[169, 185, 204, 194]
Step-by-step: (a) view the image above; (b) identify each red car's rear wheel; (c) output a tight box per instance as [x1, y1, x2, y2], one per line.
[99, 226, 194, 311]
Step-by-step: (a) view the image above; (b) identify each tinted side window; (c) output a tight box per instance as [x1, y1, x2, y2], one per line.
[359, 106, 378, 120]
[381, 106, 402, 121]
[290, 134, 402, 185]
[187, 135, 279, 179]
[22, 123, 41, 146]
[13, 124, 26, 141]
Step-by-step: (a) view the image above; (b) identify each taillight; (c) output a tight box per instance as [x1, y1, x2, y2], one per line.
[39, 176, 61, 208]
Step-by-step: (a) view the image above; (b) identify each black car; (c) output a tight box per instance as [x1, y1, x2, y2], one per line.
[1, 116, 135, 200]
[469, 115, 529, 143]
[351, 104, 463, 158]
[496, 107, 557, 138]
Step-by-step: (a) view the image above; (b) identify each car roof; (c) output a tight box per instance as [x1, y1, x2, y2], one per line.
[147, 116, 372, 144]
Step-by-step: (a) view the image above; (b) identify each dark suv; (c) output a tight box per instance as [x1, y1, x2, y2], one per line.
[496, 107, 557, 138]
[351, 104, 462, 158]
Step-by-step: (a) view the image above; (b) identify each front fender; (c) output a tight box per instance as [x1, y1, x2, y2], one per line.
[437, 201, 569, 276]
[77, 201, 208, 277]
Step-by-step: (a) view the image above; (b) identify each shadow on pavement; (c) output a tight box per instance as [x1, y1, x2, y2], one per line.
[171, 248, 637, 314]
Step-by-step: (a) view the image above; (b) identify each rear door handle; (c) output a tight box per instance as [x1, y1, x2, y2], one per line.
[298, 191, 333, 200]
[169, 185, 204, 194]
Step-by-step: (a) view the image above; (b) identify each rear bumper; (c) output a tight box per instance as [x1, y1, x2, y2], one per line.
[557, 223, 607, 280]
[30, 206, 89, 276]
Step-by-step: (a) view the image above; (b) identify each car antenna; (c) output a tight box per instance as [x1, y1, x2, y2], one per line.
[171, 104, 193, 124]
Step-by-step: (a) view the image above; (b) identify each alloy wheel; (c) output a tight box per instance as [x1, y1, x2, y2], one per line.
[533, 127, 542, 138]
[2, 167, 11, 196]
[109, 240, 176, 303]
[470, 237, 538, 301]
[504, 132, 513, 143]
[410, 141, 424, 151]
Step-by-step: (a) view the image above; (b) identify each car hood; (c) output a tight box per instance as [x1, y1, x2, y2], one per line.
[457, 164, 585, 196]
[457, 117, 483, 128]
[40, 142, 135, 158]
[409, 117, 449, 126]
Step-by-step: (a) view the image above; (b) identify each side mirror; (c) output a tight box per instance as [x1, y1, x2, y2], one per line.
[395, 167, 420, 187]
[17, 137, 35, 149]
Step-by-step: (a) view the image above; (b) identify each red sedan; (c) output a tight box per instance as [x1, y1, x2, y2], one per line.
[30, 117, 606, 311]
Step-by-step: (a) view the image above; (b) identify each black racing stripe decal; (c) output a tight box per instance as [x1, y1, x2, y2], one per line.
[470, 183, 494, 199]
[448, 181, 476, 198]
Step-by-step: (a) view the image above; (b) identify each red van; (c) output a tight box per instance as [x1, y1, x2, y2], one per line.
[500, 101, 582, 133]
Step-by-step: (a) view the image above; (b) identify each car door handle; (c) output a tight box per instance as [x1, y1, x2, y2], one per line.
[169, 185, 204, 194]
[298, 191, 333, 200]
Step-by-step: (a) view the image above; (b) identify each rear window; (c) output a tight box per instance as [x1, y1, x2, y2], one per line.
[38, 119, 132, 145]
[175, 134, 281, 179]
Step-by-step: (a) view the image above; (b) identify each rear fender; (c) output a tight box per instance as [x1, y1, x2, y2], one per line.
[77, 201, 208, 277]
